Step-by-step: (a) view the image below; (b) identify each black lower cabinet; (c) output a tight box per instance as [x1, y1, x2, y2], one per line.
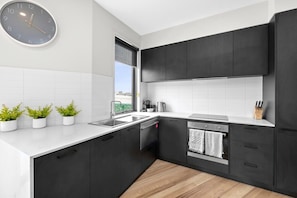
[159, 118, 187, 164]
[276, 129, 297, 196]
[90, 132, 125, 198]
[230, 124, 274, 187]
[35, 123, 153, 198]
[34, 142, 90, 198]
[90, 124, 145, 198]
[121, 125, 143, 190]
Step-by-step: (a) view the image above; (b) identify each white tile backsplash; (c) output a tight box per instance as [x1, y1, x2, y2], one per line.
[0, 67, 24, 107]
[0, 66, 112, 128]
[91, 74, 113, 121]
[147, 76, 263, 118]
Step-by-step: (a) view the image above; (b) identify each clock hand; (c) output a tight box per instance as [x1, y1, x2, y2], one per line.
[24, 19, 47, 34]
[31, 24, 46, 34]
[28, 13, 34, 27]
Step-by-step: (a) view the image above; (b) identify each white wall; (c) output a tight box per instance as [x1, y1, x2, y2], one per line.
[92, 2, 141, 120]
[147, 77, 262, 118]
[141, 1, 269, 49]
[92, 2, 140, 77]
[0, 0, 93, 73]
[140, 0, 297, 50]
[275, 0, 297, 13]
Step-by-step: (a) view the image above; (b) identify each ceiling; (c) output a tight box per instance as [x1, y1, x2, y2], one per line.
[94, 0, 267, 35]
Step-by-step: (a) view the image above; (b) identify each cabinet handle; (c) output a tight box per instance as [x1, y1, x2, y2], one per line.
[244, 127, 257, 131]
[244, 162, 258, 168]
[56, 149, 77, 159]
[127, 127, 137, 132]
[244, 143, 258, 150]
[101, 135, 114, 141]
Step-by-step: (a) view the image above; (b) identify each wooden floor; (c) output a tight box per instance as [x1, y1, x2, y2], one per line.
[121, 160, 290, 198]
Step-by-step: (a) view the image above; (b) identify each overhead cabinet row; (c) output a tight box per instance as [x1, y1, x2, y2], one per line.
[141, 24, 268, 82]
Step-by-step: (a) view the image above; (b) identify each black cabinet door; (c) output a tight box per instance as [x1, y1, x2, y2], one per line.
[141, 46, 165, 82]
[121, 124, 143, 189]
[276, 10, 297, 130]
[159, 118, 187, 164]
[276, 129, 297, 196]
[90, 132, 125, 198]
[233, 24, 268, 76]
[34, 142, 90, 198]
[165, 42, 187, 80]
[187, 32, 233, 78]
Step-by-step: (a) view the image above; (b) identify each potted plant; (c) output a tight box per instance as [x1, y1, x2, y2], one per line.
[0, 103, 24, 132]
[55, 101, 81, 126]
[26, 104, 52, 129]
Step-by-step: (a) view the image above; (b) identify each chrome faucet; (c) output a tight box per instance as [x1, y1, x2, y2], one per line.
[110, 101, 122, 118]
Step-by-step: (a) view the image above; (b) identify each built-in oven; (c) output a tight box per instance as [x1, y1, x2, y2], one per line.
[187, 121, 229, 165]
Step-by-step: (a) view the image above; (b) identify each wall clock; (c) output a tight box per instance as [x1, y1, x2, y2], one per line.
[0, 1, 57, 46]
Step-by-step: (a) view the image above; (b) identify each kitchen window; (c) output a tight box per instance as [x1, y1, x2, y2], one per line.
[114, 37, 138, 114]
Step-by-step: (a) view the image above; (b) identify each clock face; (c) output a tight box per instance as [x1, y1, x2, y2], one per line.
[0, 1, 57, 46]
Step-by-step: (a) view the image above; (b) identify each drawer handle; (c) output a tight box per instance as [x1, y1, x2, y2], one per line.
[57, 149, 77, 159]
[244, 162, 258, 168]
[101, 135, 114, 141]
[244, 143, 258, 150]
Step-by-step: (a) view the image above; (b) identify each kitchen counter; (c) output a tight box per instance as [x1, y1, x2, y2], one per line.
[0, 112, 273, 158]
[155, 112, 275, 127]
[0, 115, 158, 158]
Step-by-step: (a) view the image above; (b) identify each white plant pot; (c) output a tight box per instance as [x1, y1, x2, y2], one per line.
[63, 116, 75, 126]
[32, 118, 47, 129]
[0, 120, 17, 132]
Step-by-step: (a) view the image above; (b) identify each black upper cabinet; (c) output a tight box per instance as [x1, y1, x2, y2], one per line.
[276, 129, 297, 196]
[165, 42, 187, 80]
[141, 24, 268, 82]
[187, 32, 233, 78]
[141, 46, 165, 82]
[275, 10, 297, 130]
[158, 118, 187, 164]
[34, 142, 90, 198]
[233, 24, 268, 76]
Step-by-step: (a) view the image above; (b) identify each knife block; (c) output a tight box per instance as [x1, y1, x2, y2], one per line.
[254, 107, 263, 120]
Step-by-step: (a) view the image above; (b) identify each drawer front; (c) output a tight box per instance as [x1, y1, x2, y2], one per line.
[230, 158, 273, 186]
[230, 141, 273, 161]
[230, 124, 274, 144]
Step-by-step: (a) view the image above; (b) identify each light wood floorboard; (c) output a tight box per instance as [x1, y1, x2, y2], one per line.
[121, 160, 291, 198]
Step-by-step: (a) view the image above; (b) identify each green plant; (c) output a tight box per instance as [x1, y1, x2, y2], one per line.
[0, 103, 24, 121]
[26, 104, 52, 119]
[55, 101, 81, 117]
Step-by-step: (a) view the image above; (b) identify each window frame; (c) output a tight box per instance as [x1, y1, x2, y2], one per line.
[114, 37, 138, 114]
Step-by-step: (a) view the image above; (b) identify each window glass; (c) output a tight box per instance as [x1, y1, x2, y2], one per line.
[114, 61, 134, 113]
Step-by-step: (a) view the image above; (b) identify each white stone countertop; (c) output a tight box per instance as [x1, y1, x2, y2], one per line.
[0, 112, 274, 158]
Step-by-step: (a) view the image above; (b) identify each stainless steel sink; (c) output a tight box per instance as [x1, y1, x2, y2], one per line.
[89, 115, 149, 127]
[116, 115, 149, 122]
[89, 119, 128, 127]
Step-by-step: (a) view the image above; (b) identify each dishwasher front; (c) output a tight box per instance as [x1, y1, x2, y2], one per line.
[140, 118, 159, 169]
